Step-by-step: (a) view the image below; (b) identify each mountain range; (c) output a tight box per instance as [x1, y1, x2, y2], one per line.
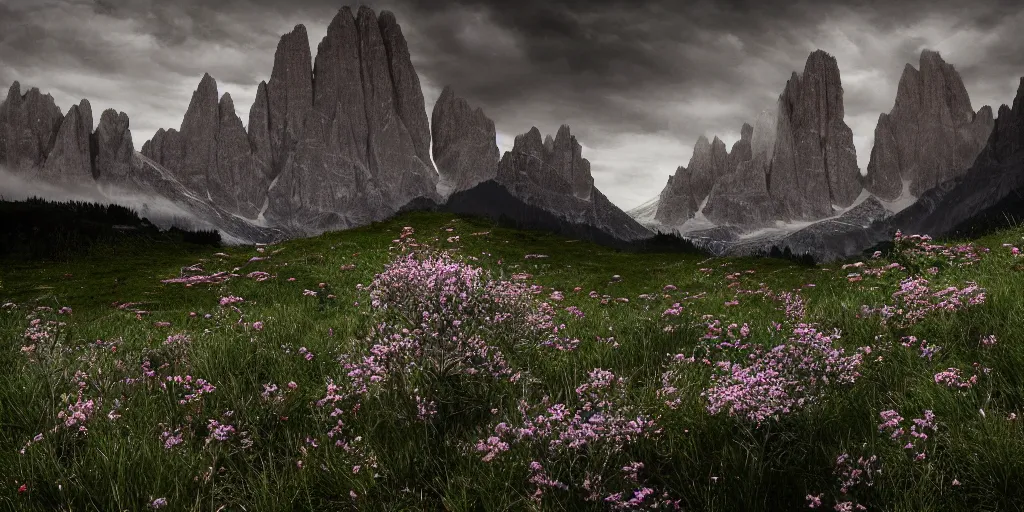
[2, 6, 1022, 261]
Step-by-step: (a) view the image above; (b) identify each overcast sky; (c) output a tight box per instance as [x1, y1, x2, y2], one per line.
[2, 0, 1023, 210]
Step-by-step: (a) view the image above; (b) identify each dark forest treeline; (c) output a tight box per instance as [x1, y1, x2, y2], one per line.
[0, 197, 221, 260]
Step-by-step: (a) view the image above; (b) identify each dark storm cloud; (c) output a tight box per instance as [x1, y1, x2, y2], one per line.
[1, 0, 1022, 210]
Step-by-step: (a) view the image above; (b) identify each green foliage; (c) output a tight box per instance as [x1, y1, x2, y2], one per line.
[1, 210, 1022, 511]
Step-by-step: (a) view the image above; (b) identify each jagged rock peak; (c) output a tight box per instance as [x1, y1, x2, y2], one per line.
[740, 122, 753, 141]
[768, 49, 861, 220]
[686, 133, 728, 206]
[489, 124, 648, 242]
[218, 91, 234, 113]
[704, 113, 777, 229]
[267, 23, 313, 178]
[379, 8, 434, 169]
[863, 49, 994, 199]
[431, 85, 499, 196]
[0, 80, 65, 172]
[264, 6, 439, 232]
[654, 166, 698, 225]
[498, 124, 594, 201]
[94, 108, 137, 186]
[1014, 76, 1024, 112]
[174, 72, 221, 191]
[750, 108, 778, 158]
[516, 126, 546, 151]
[979, 75, 1024, 163]
[726, 122, 754, 172]
[40, 99, 94, 184]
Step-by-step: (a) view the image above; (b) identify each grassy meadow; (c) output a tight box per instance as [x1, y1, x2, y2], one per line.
[1, 210, 1022, 511]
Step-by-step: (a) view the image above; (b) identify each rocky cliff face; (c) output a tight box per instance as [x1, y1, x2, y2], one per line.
[263, 6, 439, 233]
[894, 77, 1024, 236]
[768, 50, 861, 220]
[980, 77, 1024, 163]
[652, 133, 730, 226]
[0, 82, 65, 174]
[141, 74, 268, 219]
[40, 100, 94, 185]
[653, 168, 699, 225]
[0, 7, 445, 243]
[693, 76, 1024, 263]
[93, 109, 138, 187]
[703, 115, 777, 228]
[211, 92, 269, 219]
[654, 50, 859, 230]
[431, 86, 499, 196]
[726, 123, 754, 171]
[687, 135, 729, 205]
[490, 124, 651, 242]
[266, 25, 313, 180]
[495, 126, 590, 200]
[863, 50, 994, 200]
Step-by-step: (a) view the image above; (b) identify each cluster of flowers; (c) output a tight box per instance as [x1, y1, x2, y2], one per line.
[671, 324, 864, 424]
[21, 315, 66, 357]
[808, 452, 882, 510]
[899, 335, 942, 361]
[320, 228, 587, 428]
[474, 369, 678, 508]
[934, 367, 985, 389]
[841, 259, 906, 280]
[57, 390, 99, 434]
[835, 452, 882, 494]
[860, 277, 986, 327]
[161, 375, 217, 407]
[892, 231, 987, 271]
[878, 409, 937, 461]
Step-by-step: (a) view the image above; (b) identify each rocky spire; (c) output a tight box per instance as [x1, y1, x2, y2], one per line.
[247, 81, 272, 182]
[356, 6, 437, 193]
[142, 75, 267, 219]
[178, 73, 220, 191]
[491, 124, 651, 242]
[864, 50, 995, 199]
[653, 167, 699, 225]
[550, 124, 595, 200]
[0, 81, 65, 172]
[686, 135, 728, 206]
[431, 85, 499, 196]
[140, 128, 184, 179]
[495, 125, 594, 200]
[725, 123, 754, 172]
[768, 50, 861, 220]
[977, 76, 1024, 164]
[264, 6, 439, 232]
[210, 92, 269, 218]
[267, 24, 313, 179]
[40, 99, 94, 185]
[379, 10, 434, 170]
[93, 109, 138, 186]
[704, 109, 779, 228]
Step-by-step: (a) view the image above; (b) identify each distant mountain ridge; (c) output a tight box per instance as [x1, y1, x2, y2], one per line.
[2, 7, 1023, 262]
[0, 5, 646, 247]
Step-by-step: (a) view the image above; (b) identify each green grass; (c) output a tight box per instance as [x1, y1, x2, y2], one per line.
[2, 211, 1023, 511]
